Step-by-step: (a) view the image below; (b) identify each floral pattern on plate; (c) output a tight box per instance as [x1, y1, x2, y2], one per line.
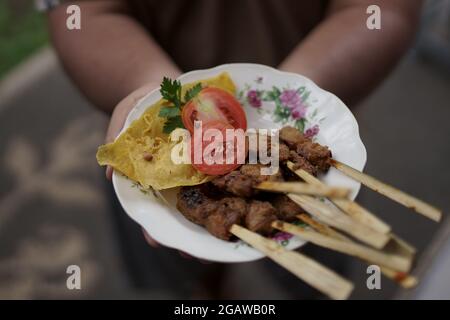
[237, 77, 325, 139]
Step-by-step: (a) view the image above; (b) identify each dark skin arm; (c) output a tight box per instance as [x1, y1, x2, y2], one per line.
[48, 0, 181, 166]
[48, 0, 180, 113]
[279, 0, 423, 105]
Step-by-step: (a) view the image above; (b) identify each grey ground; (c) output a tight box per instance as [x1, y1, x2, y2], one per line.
[0, 45, 449, 299]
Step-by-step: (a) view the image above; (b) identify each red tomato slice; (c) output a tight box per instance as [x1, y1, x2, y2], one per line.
[191, 121, 243, 175]
[182, 87, 247, 133]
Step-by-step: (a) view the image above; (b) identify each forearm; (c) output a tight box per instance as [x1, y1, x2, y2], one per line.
[279, 0, 422, 105]
[48, 1, 180, 112]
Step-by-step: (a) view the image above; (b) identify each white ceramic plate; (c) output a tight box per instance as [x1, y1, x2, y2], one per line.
[112, 63, 367, 263]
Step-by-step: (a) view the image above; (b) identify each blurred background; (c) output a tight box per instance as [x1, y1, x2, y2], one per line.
[0, 0, 449, 299]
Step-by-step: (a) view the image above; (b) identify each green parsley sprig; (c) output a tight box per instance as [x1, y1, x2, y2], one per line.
[158, 77, 202, 134]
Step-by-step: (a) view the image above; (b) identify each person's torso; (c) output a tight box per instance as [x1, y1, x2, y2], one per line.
[126, 0, 328, 71]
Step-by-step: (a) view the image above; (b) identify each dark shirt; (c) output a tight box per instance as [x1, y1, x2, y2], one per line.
[125, 0, 328, 71]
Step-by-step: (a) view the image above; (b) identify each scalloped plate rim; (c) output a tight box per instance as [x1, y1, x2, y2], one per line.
[111, 63, 367, 263]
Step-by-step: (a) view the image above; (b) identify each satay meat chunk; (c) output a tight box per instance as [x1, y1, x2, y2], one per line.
[212, 164, 283, 197]
[280, 126, 331, 172]
[288, 150, 318, 176]
[270, 194, 304, 222]
[279, 143, 290, 162]
[176, 186, 218, 225]
[245, 200, 278, 235]
[295, 142, 331, 172]
[279, 126, 307, 148]
[211, 171, 255, 197]
[204, 197, 247, 241]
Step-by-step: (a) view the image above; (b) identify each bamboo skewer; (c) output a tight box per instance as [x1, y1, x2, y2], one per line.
[287, 161, 390, 234]
[293, 216, 418, 288]
[378, 268, 418, 288]
[256, 181, 350, 198]
[388, 233, 416, 257]
[297, 213, 352, 242]
[272, 221, 412, 272]
[230, 224, 354, 300]
[331, 160, 442, 222]
[288, 194, 390, 249]
[286, 161, 416, 257]
[296, 213, 416, 272]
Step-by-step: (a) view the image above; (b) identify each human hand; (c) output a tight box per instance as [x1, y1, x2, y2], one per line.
[103, 82, 211, 262]
[105, 82, 160, 180]
[104, 82, 163, 249]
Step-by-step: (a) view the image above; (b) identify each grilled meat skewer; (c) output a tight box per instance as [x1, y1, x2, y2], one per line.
[176, 185, 303, 240]
[176, 126, 332, 241]
[279, 126, 332, 172]
[211, 164, 283, 198]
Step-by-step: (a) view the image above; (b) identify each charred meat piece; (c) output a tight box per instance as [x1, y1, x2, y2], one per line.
[270, 194, 304, 222]
[280, 126, 331, 172]
[295, 141, 331, 172]
[205, 197, 247, 240]
[217, 197, 247, 217]
[177, 187, 247, 241]
[176, 186, 218, 225]
[205, 211, 241, 241]
[212, 164, 283, 197]
[288, 150, 318, 176]
[239, 164, 283, 183]
[279, 143, 290, 162]
[211, 170, 255, 197]
[245, 200, 278, 235]
[279, 126, 307, 148]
